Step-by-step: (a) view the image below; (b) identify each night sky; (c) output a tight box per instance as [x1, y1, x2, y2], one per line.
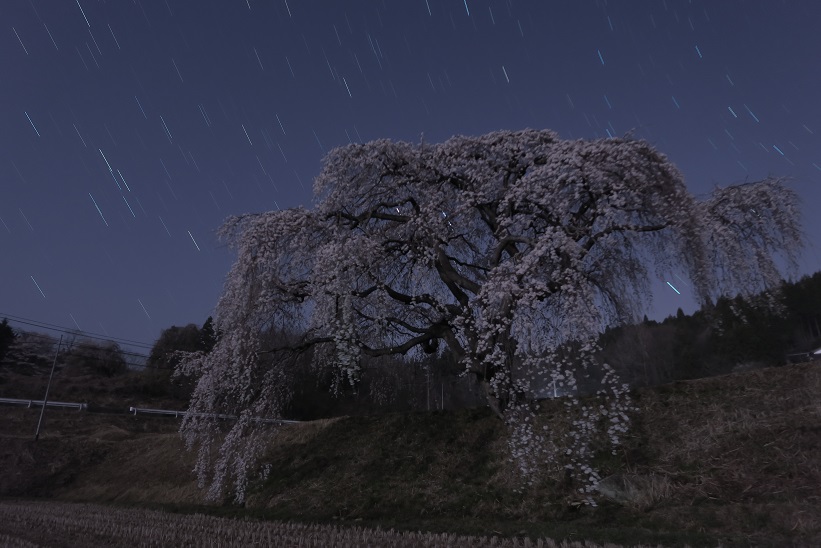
[3, 0, 820, 356]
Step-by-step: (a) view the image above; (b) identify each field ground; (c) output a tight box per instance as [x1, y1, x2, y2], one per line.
[0, 499, 672, 548]
[1, 362, 820, 547]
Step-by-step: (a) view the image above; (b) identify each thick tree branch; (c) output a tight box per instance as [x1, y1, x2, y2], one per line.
[434, 247, 480, 305]
[491, 236, 531, 265]
[587, 223, 669, 250]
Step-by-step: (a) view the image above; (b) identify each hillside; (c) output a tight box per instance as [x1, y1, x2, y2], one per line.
[1, 358, 819, 547]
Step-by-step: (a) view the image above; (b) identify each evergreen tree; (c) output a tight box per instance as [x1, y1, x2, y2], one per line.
[0, 319, 16, 362]
[200, 316, 217, 352]
[148, 324, 203, 369]
[783, 273, 821, 345]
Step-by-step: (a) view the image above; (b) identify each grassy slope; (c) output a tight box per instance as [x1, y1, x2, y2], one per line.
[1, 363, 819, 547]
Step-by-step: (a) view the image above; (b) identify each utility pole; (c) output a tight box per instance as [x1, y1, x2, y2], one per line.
[35, 335, 62, 441]
[426, 363, 430, 411]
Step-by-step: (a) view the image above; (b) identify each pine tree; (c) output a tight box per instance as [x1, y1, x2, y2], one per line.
[200, 316, 217, 352]
[0, 319, 16, 362]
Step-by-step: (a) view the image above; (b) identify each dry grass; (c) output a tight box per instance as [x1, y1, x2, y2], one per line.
[616, 363, 821, 545]
[631, 363, 821, 505]
[0, 500, 674, 548]
[596, 473, 674, 511]
[58, 432, 201, 505]
[2, 362, 820, 546]
[270, 416, 341, 445]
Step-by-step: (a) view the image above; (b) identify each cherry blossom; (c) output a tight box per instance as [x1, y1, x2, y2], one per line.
[177, 129, 802, 502]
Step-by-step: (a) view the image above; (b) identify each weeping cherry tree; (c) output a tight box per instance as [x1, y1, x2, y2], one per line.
[176, 129, 803, 502]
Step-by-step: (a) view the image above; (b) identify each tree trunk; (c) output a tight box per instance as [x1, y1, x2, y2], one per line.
[480, 379, 506, 420]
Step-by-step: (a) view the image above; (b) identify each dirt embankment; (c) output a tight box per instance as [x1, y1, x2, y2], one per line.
[0, 408, 197, 505]
[1, 362, 820, 547]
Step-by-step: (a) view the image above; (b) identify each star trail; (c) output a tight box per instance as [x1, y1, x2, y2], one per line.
[2, 0, 820, 351]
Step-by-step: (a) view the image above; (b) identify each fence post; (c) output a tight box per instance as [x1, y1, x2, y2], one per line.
[35, 335, 62, 441]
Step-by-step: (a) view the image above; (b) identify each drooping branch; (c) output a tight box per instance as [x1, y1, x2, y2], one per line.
[256, 335, 334, 356]
[586, 223, 669, 250]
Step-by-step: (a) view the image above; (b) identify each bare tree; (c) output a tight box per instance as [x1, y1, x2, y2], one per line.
[64, 339, 127, 377]
[176, 129, 803, 502]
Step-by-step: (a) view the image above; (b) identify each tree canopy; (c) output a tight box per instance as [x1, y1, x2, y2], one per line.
[177, 129, 803, 502]
[64, 339, 128, 377]
[149, 322, 213, 370]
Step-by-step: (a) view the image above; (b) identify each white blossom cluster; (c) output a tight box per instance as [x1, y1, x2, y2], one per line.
[501, 334, 636, 505]
[176, 129, 802, 502]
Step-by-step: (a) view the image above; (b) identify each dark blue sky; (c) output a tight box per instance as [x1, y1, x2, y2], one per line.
[2, 0, 819, 355]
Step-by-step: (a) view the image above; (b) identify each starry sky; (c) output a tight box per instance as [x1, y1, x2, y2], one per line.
[2, 0, 820, 356]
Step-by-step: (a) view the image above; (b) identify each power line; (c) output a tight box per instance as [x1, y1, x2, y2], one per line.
[10, 334, 150, 371]
[15, 330, 150, 362]
[0, 312, 155, 351]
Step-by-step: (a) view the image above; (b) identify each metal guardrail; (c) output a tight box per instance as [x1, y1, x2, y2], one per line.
[0, 397, 87, 411]
[785, 351, 821, 364]
[0, 398, 298, 424]
[128, 406, 190, 418]
[128, 406, 300, 424]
